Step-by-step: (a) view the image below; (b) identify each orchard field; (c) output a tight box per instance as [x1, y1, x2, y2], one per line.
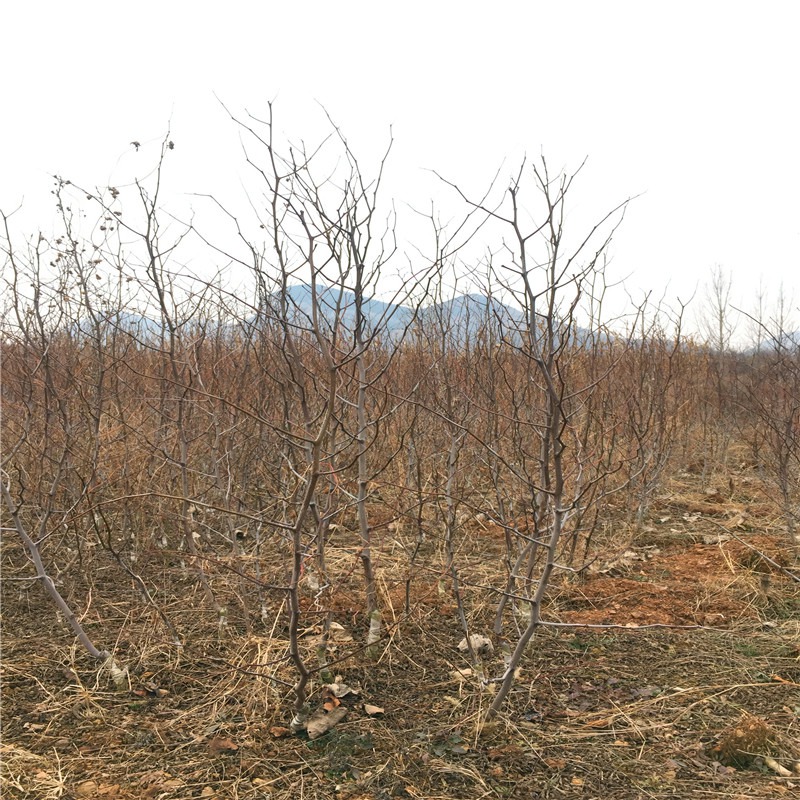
[2, 117, 799, 798]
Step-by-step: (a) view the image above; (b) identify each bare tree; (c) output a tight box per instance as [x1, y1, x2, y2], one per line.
[739, 294, 800, 557]
[439, 157, 630, 718]
[1, 208, 127, 683]
[700, 264, 737, 355]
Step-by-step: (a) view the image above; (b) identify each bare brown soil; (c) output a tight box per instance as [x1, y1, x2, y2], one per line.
[2, 474, 799, 800]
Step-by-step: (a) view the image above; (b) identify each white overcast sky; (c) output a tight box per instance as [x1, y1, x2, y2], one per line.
[2, 1, 799, 332]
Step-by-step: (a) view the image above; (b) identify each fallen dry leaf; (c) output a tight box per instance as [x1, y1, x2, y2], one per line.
[325, 682, 359, 698]
[723, 513, 747, 530]
[270, 726, 291, 738]
[457, 633, 494, 656]
[488, 744, 523, 760]
[306, 706, 348, 739]
[764, 756, 793, 777]
[322, 693, 342, 712]
[363, 703, 384, 716]
[768, 782, 789, 795]
[207, 736, 239, 754]
[582, 716, 611, 728]
[132, 683, 169, 699]
[450, 667, 474, 681]
[85, 784, 120, 798]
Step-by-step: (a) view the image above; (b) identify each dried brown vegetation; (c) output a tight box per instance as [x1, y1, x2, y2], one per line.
[2, 115, 799, 798]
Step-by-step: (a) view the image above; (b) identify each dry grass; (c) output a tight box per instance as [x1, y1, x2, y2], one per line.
[3, 471, 800, 799]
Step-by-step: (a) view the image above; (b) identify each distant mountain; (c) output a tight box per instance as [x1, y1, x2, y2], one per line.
[417, 293, 607, 348]
[272, 284, 535, 345]
[276, 283, 415, 338]
[415, 293, 525, 345]
[422, 294, 525, 336]
[745, 329, 800, 354]
[68, 283, 604, 348]
[72, 311, 164, 340]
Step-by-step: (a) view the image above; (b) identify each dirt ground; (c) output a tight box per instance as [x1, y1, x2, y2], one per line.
[2, 473, 799, 799]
